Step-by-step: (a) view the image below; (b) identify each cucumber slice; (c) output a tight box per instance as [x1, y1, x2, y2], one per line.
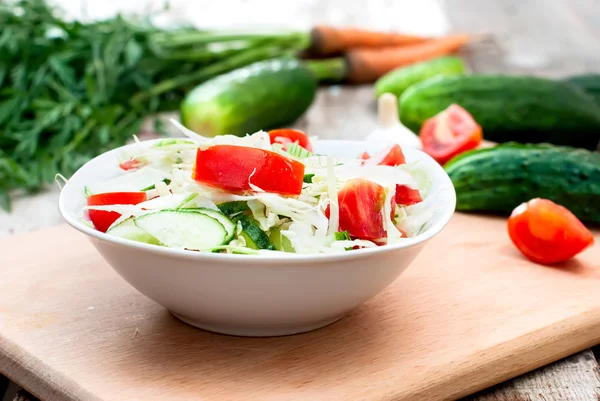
[107, 218, 160, 245]
[186, 208, 236, 243]
[137, 194, 188, 210]
[217, 201, 249, 216]
[86, 166, 169, 195]
[134, 209, 228, 250]
[233, 214, 275, 250]
[269, 226, 295, 252]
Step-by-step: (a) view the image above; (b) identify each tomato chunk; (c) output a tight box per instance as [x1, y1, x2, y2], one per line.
[420, 104, 482, 165]
[507, 198, 594, 265]
[359, 151, 371, 161]
[268, 129, 313, 152]
[87, 192, 147, 233]
[334, 178, 388, 240]
[395, 184, 423, 206]
[119, 159, 143, 171]
[193, 145, 305, 195]
[364, 144, 406, 167]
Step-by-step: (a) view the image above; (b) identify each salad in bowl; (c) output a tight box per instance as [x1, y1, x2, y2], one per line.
[82, 121, 434, 255]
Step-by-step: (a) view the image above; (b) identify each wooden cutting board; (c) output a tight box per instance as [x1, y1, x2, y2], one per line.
[0, 213, 599, 401]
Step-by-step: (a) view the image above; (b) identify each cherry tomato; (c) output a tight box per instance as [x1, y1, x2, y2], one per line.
[119, 159, 143, 171]
[268, 129, 313, 152]
[395, 184, 423, 206]
[364, 144, 406, 167]
[507, 198, 594, 265]
[193, 145, 305, 195]
[332, 178, 388, 240]
[87, 192, 147, 233]
[420, 104, 482, 165]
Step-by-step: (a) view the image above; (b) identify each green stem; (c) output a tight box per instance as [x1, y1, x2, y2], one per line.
[130, 46, 293, 105]
[304, 58, 347, 83]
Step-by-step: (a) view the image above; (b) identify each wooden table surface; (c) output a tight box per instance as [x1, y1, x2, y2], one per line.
[1, 0, 599, 400]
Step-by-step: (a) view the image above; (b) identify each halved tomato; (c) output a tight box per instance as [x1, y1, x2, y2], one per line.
[330, 178, 388, 240]
[420, 104, 482, 165]
[507, 198, 595, 265]
[193, 145, 305, 195]
[395, 184, 422, 206]
[364, 144, 406, 167]
[87, 192, 147, 233]
[268, 129, 313, 152]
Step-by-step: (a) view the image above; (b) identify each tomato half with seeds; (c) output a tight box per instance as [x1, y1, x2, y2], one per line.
[420, 104, 482, 165]
[507, 198, 594, 265]
[193, 145, 305, 195]
[364, 144, 406, 167]
[395, 184, 422, 206]
[268, 129, 313, 152]
[331, 178, 388, 240]
[87, 192, 147, 233]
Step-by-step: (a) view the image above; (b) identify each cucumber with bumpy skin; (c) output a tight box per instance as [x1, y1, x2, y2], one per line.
[399, 75, 600, 150]
[180, 58, 317, 137]
[444, 143, 600, 222]
[374, 56, 466, 98]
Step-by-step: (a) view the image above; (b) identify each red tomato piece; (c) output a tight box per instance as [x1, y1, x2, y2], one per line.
[87, 192, 147, 233]
[395, 184, 423, 206]
[268, 129, 313, 152]
[507, 198, 595, 265]
[359, 151, 371, 160]
[420, 104, 483, 165]
[193, 145, 305, 195]
[333, 178, 388, 240]
[364, 144, 406, 167]
[119, 159, 144, 171]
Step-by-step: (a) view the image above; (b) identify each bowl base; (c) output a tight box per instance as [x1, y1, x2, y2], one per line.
[170, 311, 345, 337]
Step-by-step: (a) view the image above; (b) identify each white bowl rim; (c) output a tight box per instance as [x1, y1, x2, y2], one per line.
[58, 138, 456, 265]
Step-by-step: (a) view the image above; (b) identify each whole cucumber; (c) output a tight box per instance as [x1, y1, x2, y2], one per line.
[444, 143, 600, 223]
[180, 58, 317, 137]
[562, 73, 600, 106]
[374, 56, 466, 98]
[399, 75, 600, 150]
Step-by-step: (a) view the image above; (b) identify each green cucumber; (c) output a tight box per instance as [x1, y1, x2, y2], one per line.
[217, 201, 250, 216]
[562, 74, 600, 106]
[85, 166, 169, 195]
[187, 208, 236, 243]
[134, 209, 230, 250]
[233, 214, 275, 250]
[374, 56, 466, 98]
[180, 58, 317, 137]
[106, 218, 160, 245]
[444, 143, 600, 223]
[399, 75, 600, 150]
[269, 226, 295, 252]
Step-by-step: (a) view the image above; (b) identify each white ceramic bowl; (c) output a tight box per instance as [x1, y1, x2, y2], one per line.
[59, 139, 456, 337]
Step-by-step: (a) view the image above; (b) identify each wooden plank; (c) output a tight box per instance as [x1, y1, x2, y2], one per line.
[465, 350, 600, 401]
[445, 0, 600, 399]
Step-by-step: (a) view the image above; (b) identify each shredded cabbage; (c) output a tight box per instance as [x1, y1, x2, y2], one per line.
[83, 123, 435, 254]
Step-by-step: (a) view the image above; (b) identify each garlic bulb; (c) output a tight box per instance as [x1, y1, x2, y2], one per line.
[365, 93, 422, 150]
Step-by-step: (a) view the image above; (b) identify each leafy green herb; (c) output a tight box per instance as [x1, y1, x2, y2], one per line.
[334, 231, 351, 241]
[0, 0, 308, 209]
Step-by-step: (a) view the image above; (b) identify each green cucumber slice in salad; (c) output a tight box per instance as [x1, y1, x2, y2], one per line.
[82, 123, 433, 254]
[134, 209, 233, 250]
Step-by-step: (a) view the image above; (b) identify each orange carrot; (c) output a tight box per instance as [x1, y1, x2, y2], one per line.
[345, 34, 471, 83]
[309, 25, 430, 56]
